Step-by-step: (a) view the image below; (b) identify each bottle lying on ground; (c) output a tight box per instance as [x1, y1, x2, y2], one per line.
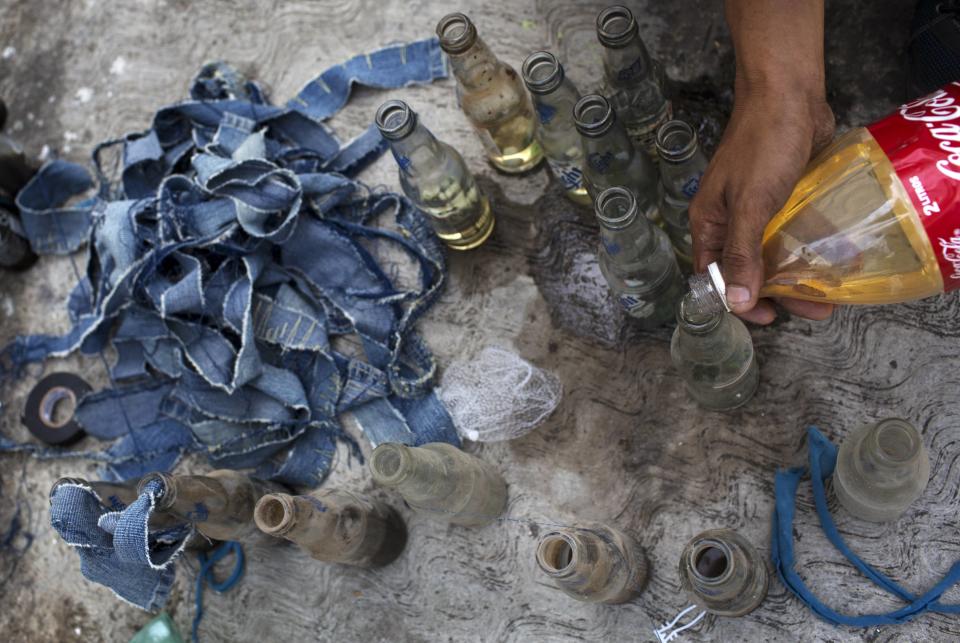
[832, 418, 930, 523]
[253, 489, 407, 567]
[671, 290, 759, 411]
[520, 51, 590, 207]
[535, 523, 648, 604]
[369, 442, 507, 527]
[595, 186, 684, 327]
[596, 5, 672, 159]
[678, 528, 768, 617]
[138, 470, 285, 546]
[437, 12, 543, 174]
[656, 120, 706, 272]
[376, 99, 494, 250]
[689, 83, 960, 310]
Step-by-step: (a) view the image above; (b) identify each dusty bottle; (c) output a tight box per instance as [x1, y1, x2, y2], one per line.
[437, 13, 543, 174]
[573, 94, 659, 221]
[688, 83, 960, 312]
[369, 442, 507, 527]
[376, 100, 494, 250]
[535, 523, 648, 604]
[595, 186, 684, 327]
[832, 418, 930, 522]
[138, 470, 284, 545]
[597, 5, 672, 158]
[670, 290, 758, 411]
[254, 489, 407, 567]
[679, 528, 768, 617]
[520, 51, 590, 207]
[656, 120, 706, 272]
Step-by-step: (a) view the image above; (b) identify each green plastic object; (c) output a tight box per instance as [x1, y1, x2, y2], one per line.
[129, 613, 185, 643]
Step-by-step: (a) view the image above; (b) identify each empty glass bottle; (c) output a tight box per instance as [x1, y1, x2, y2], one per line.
[0, 206, 35, 270]
[254, 489, 407, 567]
[138, 470, 285, 545]
[535, 523, 648, 604]
[596, 5, 672, 158]
[832, 418, 930, 522]
[573, 94, 659, 221]
[679, 528, 768, 617]
[369, 442, 507, 527]
[671, 289, 759, 410]
[595, 186, 683, 328]
[656, 120, 706, 271]
[376, 99, 494, 250]
[0, 132, 37, 270]
[437, 13, 543, 174]
[520, 51, 590, 207]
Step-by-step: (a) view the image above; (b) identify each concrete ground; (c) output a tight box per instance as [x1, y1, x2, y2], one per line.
[2, 0, 958, 642]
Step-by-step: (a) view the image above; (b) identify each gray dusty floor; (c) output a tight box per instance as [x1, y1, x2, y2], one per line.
[2, 1, 959, 642]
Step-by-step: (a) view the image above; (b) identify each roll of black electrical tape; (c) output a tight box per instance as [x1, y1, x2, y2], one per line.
[22, 372, 91, 446]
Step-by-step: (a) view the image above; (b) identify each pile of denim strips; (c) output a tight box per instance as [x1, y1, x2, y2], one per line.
[2, 37, 460, 609]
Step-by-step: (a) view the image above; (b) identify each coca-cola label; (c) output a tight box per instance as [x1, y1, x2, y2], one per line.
[867, 82, 960, 290]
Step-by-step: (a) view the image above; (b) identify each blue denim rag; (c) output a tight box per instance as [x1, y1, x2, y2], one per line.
[771, 426, 960, 626]
[4, 38, 461, 611]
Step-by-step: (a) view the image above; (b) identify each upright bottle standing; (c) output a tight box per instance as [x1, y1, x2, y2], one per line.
[521, 51, 590, 206]
[689, 83, 960, 310]
[594, 186, 683, 327]
[596, 5, 672, 159]
[376, 100, 494, 250]
[656, 120, 706, 271]
[437, 13, 543, 174]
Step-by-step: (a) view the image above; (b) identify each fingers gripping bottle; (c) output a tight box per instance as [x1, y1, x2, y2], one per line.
[690, 83, 960, 310]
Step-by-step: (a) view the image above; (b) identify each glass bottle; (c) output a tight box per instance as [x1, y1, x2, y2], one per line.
[670, 291, 759, 411]
[535, 523, 648, 604]
[254, 489, 407, 567]
[656, 120, 706, 272]
[138, 470, 285, 545]
[687, 84, 960, 311]
[520, 51, 590, 207]
[573, 94, 659, 221]
[678, 528, 769, 617]
[437, 13, 543, 174]
[832, 418, 930, 522]
[0, 132, 37, 270]
[595, 186, 684, 328]
[369, 442, 507, 527]
[596, 5, 672, 159]
[376, 99, 494, 250]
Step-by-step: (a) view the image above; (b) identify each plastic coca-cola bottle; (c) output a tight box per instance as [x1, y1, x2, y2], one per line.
[690, 83, 960, 310]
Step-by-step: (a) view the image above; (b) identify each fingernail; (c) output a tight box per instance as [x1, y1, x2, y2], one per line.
[726, 285, 751, 309]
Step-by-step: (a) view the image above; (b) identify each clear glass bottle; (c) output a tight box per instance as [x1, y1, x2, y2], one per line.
[832, 418, 930, 522]
[254, 489, 407, 567]
[656, 120, 706, 271]
[678, 528, 768, 617]
[138, 470, 285, 545]
[670, 291, 759, 411]
[437, 13, 543, 174]
[596, 5, 672, 159]
[376, 100, 494, 250]
[573, 94, 659, 221]
[520, 51, 590, 207]
[369, 442, 507, 527]
[535, 523, 648, 604]
[595, 186, 684, 328]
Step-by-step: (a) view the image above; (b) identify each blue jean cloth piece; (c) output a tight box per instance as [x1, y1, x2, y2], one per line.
[15, 160, 96, 254]
[771, 426, 960, 626]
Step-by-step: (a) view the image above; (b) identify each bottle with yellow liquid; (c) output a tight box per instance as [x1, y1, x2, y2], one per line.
[376, 100, 494, 250]
[437, 12, 543, 174]
[690, 84, 960, 310]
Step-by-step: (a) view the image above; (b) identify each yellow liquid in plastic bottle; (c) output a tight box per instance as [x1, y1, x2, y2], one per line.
[761, 128, 943, 305]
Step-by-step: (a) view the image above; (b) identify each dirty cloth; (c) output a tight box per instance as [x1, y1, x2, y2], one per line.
[1, 37, 459, 489]
[771, 427, 960, 626]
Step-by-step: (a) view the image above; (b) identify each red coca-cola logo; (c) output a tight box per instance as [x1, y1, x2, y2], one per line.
[899, 83, 960, 182]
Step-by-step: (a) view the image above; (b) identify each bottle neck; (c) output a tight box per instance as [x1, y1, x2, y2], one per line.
[385, 119, 446, 178]
[447, 36, 502, 91]
[370, 443, 456, 501]
[531, 79, 580, 130]
[145, 472, 231, 520]
[601, 36, 654, 91]
[254, 493, 334, 541]
[536, 529, 607, 583]
[599, 211, 655, 264]
[856, 419, 924, 480]
[657, 122, 707, 199]
[684, 538, 739, 595]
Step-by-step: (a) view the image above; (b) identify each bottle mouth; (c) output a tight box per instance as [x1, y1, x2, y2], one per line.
[375, 100, 417, 140]
[536, 531, 578, 576]
[436, 13, 477, 55]
[573, 94, 615, 137]
[49, 476, 86, 503]
[370, 443, 410, 486]
[872, 419, 921, 464]
[137, 471, 174, 508]
[689, 538, 734, 585]
[254, 493, 296, 536]
[656, 120, 698, 163]
[596, 5, 639, 48]
[687, 263, 730, 314]
[677, 291, 722, 333]
[521, 51, 564, 94]
[595, 186, 638, 229]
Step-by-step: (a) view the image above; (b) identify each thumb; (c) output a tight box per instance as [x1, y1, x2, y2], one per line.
[721, 196, 771, 313]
